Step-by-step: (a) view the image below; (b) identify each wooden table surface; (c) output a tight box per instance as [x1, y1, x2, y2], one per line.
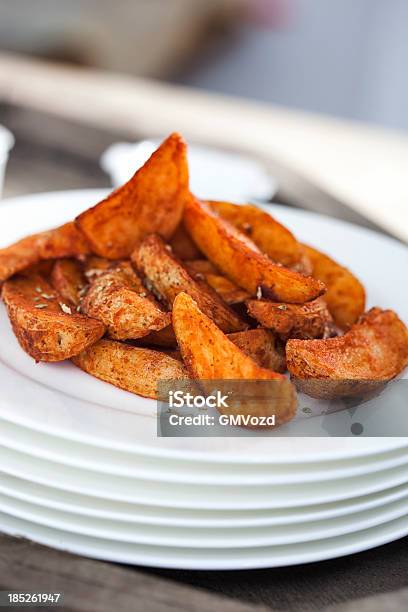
[0, 97, 407, 612]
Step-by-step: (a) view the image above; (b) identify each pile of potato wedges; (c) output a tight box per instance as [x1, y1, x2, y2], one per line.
[1, 133, 407, 427]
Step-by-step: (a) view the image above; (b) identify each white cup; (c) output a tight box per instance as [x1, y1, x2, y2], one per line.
[0, 125, 15, 198]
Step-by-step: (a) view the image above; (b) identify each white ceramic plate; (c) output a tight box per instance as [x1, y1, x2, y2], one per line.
[0, 417, 407, 486]
[0, 488, 407, 548]
[0, 190, 407, 463]
[1, 471, 407, 528]
[1, 444, 408, 510]
[0, 510, 407, 569]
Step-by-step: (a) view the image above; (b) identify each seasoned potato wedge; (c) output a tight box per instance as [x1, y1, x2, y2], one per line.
[51, 259, 87, 306]
[169, 223, 202, 260]
[72, 339, 189, 399]
[184, 198, 325, 303]
[184, 261, 249, 305]
[81, 261, 170, 340]
[228, 329, 286, 372]
[83, 256, 112, 281]
[173, 292, 297, 425]
[201, 274, 250, 305]
[76, 133, 189, 259]
[247, 298, 334, 340]
[156, 328, 286, 371]
[286, 308, 408, 398]
[210, 201, 303, 268]
[184, 259, 219, 274]
[136, 325, 177, 349]
[133, 234, 247, 333]
[0, 222, 90, 284]
[2, 275, 104, 362]
[303, 244, 365, 329]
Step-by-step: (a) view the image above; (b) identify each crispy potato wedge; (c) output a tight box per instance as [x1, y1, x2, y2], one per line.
[184, 261, 249, 305]
[168, 329, 285, 370]
[2, 275, 104, 362]
[83, 256, 112, 281]
[201, 274, 250, 305]
[169, 223, 202, 260]
[286, 308, 408, 399]
[72, 339, 189, 399]
[76, 133, 189, 259]
[19, 260, 55, 279]
[184, 198, 325, 303]
[136, 325, 177, 348]
[227, 329, 286, 372]
[247, 298, 334, 340]
[210, 201, 303, 268]
[173, 292, 296, 425]
[151, 328, 286, 371]
[184, 259, 219, 275]
[0, 222, 90, 284]
[51, 259, 87, 307]
[303, 244, 365, 329]
[81, 261, 170, 340]
[133, 234, 247, 333]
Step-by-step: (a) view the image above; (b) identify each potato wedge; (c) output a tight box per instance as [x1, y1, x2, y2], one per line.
[286, 307, 408, 398]
[51, 259, 87, 307]
[227, 329, 286, 372]
[81, 261, 170, 340]
[210, 201, 303, 268]
[183, 198, 325, 303]
[0, 222, 90, 284]
[169, 223, 202, 260]
[83, 256, 112, 281]
[72, 339, 189, 399]
[133, 234, 247, 333]
[136, 325, 177, 348]
[247, 297, 334, 340]
[157, 328, 286, 371]
[184, 259, 219, 275]
[173, 292, 297, 425]
[303, 244, 365, 329]
[76, 133, 189, 259]
[184, 261, 249, 305]
[2, 275, 104, 362]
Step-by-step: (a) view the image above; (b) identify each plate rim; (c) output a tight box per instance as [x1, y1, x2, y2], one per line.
[0, 509, 406, 569]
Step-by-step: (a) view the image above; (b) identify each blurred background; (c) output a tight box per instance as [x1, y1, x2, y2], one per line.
[1, 0, 407, 130]
[0, 0, 407, 240]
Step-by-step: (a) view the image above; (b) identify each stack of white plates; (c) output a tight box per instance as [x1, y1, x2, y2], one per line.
[0, 189, 407, 569]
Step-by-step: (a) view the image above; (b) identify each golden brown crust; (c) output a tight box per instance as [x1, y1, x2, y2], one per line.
[247, 297, 334, 340]
[51, 259, 87, 306]
[183, 198, 325, 303]
[135, 325, 177, 348]
[209, 201, 304, 268]
[133, 234, 247, 333]
[0, 222, 90, 284]
[227, 329, 286, 372]
[172, 292, 297, 425]
[303, 244, 365, 329]
[75, 133, 189, 259]
[80, 261, 170, 340]
[184, 261, 250, 305]
[2, 275, 105, 362]
[169, 223, 202, 260]
[286, 307, 408, 398]
[83, 256, 113, 282]
[72, 339, 189, 399]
